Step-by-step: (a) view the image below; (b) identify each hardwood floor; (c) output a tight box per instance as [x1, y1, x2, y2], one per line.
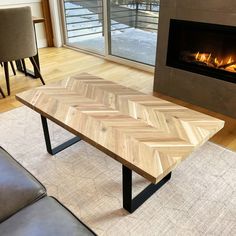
[1, 47, 236, 151]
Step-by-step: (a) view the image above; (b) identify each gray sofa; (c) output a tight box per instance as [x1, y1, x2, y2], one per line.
[0, 147, 96, 236]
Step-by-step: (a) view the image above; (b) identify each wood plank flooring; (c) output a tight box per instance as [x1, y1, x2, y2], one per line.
[1, 47, 236, 151]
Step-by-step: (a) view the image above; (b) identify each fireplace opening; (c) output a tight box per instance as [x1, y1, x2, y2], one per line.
[166, 19, 236, 83]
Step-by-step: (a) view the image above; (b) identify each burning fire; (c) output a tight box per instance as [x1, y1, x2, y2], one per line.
[195, 52, 236, 72]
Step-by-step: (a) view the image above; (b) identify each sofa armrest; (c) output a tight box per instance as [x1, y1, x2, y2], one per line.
[0, 147, 46, 222]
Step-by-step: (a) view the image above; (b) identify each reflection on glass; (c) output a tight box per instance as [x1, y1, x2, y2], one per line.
[63, 0, 105, 55]
[108, 0, 159, 65]
[62, 1, 159, 65]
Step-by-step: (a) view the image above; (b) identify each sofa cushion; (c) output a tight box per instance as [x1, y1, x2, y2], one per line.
[0, 197, 96, 236]
[0, 147, 46, 222]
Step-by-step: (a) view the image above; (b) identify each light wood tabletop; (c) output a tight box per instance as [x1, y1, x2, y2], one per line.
[16, 73, 224, 184]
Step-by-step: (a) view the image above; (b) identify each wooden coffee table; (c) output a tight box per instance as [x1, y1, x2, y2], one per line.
[16, 73, 224, 213]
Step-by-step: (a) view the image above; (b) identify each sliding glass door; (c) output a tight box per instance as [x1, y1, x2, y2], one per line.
[61, 0, 159, 66]
[62, 0, 105, 55]
[108, 0, 159, 65]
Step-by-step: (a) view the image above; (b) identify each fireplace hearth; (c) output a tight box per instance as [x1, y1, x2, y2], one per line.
[166, 19, 236, 84]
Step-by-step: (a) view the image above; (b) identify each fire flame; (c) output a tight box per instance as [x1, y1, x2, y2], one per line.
[194, 52, 236, 72]
[214, 57, 223, 67]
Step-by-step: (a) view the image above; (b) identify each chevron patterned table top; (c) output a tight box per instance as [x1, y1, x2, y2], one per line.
[16, 73, 224, 183]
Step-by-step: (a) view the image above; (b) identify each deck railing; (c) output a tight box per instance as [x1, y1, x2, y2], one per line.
[63, 0, 159, 40]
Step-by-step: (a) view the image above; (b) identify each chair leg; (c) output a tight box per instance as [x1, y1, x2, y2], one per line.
[21, 59, 27, 76]
[3, 62, 10, 96]
[29, 57, 45, 85]
[0, 86, 5, 98]
[10, 61, 16, 76]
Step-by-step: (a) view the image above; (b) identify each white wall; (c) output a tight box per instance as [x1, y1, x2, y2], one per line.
[0, 0, 47, 48]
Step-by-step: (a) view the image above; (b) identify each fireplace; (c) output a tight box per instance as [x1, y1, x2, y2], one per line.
[154, 1, 236, 118]
[166, 19, 236, 84]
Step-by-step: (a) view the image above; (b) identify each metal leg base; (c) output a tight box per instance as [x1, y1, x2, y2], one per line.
[122, 165, 171, 213]
[41, 115, 81, 155]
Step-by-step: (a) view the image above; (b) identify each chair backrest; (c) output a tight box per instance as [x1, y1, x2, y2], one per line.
[0, 7, 37, 62]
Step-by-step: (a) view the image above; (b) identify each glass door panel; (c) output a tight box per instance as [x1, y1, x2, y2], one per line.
[63, 0, 105, 55]
[61, 0, 160, 66]
[108, 0, 159, 65]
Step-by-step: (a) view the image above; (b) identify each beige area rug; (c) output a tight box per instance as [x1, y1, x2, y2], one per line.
[0, 106, 236, 235]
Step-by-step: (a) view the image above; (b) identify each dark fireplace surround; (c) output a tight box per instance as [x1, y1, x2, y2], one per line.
[154, 4, 236, 119]
[166, 19, 236, 84]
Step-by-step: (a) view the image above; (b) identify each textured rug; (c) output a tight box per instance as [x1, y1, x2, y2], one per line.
[0, 106, 236, 236]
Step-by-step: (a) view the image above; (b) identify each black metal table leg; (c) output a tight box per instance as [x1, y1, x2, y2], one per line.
[41, 115, 81, 155]
[122, 165, 172, 213]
